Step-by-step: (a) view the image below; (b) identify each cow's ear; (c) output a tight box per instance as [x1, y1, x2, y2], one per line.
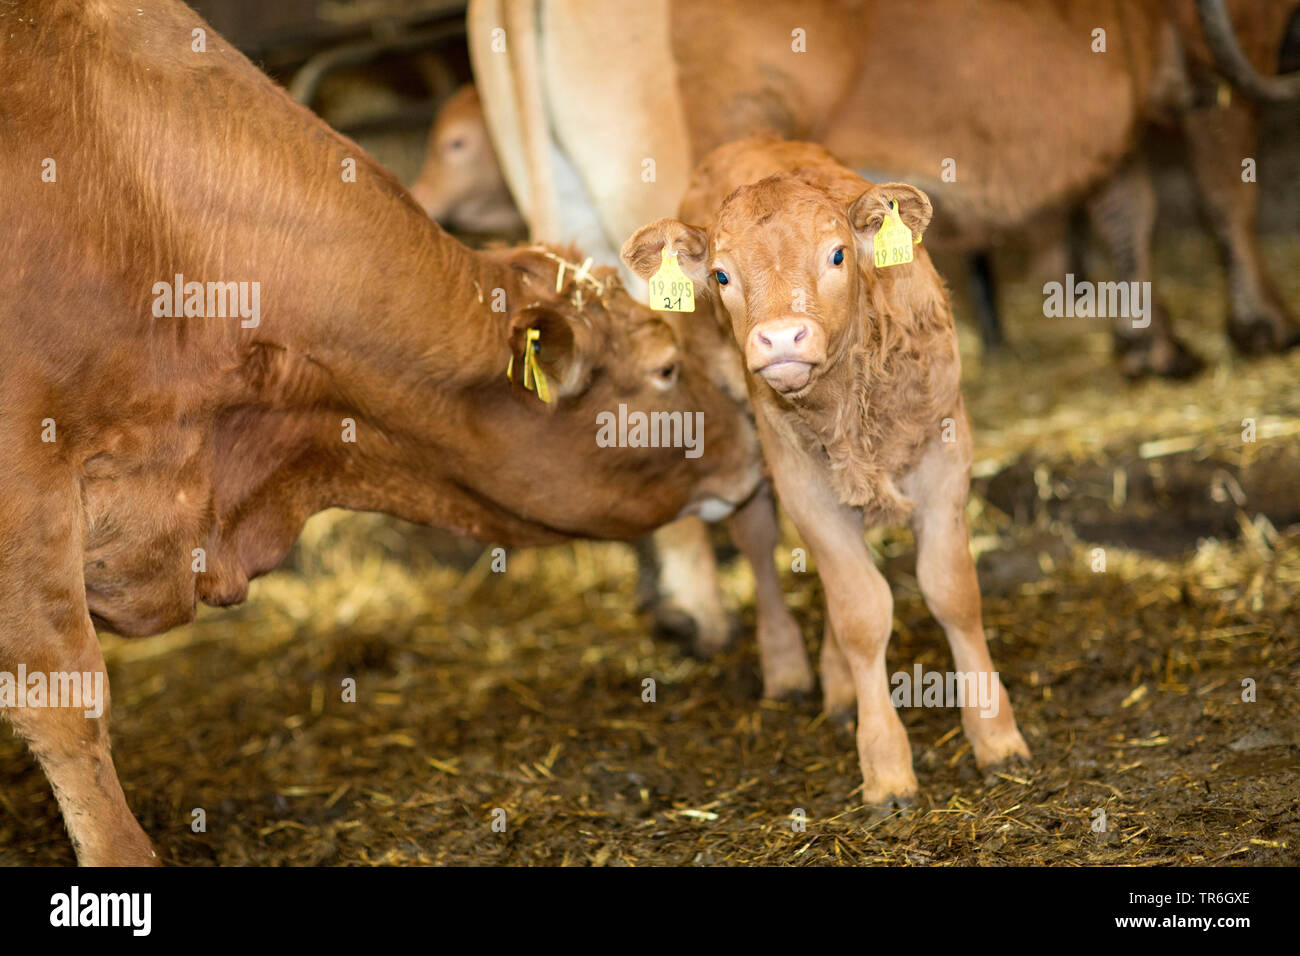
[621, 218, 710, 287]
[848, 183, 933, 244]
[507, 304, 591, 402]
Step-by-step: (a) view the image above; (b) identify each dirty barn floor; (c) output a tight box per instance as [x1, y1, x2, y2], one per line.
[1, 236, 1297, 866]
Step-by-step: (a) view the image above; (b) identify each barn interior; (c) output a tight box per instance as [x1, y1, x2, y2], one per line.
[1, 0, 1297, 865]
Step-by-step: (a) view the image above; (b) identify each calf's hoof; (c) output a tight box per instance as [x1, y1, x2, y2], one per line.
[975, 738, 1033, 785]
[1114, 334, 1204, 380]
[760, 653, 816, 702]
[1228, 315, 1300, 356]
[861, 788, 918, 826]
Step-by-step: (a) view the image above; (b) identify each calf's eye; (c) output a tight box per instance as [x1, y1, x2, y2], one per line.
[830, 247, 845, 266]
[714, 270, 729, 286]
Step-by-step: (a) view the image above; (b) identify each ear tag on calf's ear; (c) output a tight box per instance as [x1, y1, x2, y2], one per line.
[648, 245, 695, 312]
[873, 199, 920, 269]
[505, 327, 552, 403]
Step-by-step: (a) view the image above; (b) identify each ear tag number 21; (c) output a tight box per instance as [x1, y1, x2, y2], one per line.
[649, 246, 695, 312]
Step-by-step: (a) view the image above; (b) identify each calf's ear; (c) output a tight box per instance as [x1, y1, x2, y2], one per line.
[507, 304, 592, 402]
[620, 219, 710, 287]
[848, 183, 933, 244]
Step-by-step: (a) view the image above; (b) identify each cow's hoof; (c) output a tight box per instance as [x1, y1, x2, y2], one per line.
[1228, 316, 1300, 356]
[651, 604, 699, 648]
[1114, 333, 1205, 380]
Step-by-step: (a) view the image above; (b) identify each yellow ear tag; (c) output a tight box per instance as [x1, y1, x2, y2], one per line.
[506, 327, 551, 403]
[872, 199, 918, 269]
[648, 245, 695, 312]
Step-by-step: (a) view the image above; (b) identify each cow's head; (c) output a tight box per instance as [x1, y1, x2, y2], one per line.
[409, 85, 524, 234]
[621, 174, 932, 401]
[470, 246, 761, 536]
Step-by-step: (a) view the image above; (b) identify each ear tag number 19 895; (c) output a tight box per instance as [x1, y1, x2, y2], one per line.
[873, 199, 916, 269]
[649, 246, 695, 312]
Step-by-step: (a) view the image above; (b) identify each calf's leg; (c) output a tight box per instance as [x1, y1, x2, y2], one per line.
[819, 617, 857, 725]
[723, 482, 814, 700]
[763, 430, 916, 805]
[905, 438, 1030, 771]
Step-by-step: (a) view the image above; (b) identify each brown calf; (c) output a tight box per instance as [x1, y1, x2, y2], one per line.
[0, 0, 770, 864]
[624, 138, 1031, 806]
[409, 84, 525, 234]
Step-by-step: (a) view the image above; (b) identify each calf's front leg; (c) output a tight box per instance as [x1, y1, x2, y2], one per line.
[905, 435, 1030, 770]
[762, 427, 917, 805]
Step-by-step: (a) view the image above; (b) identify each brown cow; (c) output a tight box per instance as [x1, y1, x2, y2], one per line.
[0, 0, 776, 865]
[624, 138, 1031, 806]
[409, 84, 525, 234]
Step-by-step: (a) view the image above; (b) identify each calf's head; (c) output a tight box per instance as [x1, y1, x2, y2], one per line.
[621, 175, 932, 400]
[409, 85, 524, 234]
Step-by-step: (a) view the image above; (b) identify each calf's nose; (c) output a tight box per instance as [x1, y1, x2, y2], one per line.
[746, 318, 823, 367]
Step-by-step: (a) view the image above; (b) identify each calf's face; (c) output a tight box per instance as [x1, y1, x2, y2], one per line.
[409, 85, 523, 234]
[622, 175, 932, 400]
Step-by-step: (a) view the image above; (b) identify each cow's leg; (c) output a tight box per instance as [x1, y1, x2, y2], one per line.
[1182, 95, 1300, 354]
[648, 518, 733, 657]
[1085, 155, 1204, 379]
[763, 431, 916, 805]
[905, 437, 1029, 771]
[0, 482, 157, 866]
[819, 616, 857, 725]
[723, 482, 813, 700]
[967, 252, 1005, 351]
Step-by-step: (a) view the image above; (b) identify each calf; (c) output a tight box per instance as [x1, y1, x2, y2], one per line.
[624, 138, 1031, 806]
[0, 0, 769, 865]
[409, 84, 525, 235]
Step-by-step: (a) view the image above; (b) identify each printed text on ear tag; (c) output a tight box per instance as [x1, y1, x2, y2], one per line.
[873, 199, 916, 269]
[648, 246, 695, 312]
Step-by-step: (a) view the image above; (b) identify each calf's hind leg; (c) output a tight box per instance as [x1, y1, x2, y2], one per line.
[723, 483, 814, 700]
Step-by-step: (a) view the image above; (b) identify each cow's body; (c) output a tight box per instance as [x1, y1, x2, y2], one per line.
[0, 0, 769, 864]
[469, 0, 1299, 377]
[625, 138, 1030, 804]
